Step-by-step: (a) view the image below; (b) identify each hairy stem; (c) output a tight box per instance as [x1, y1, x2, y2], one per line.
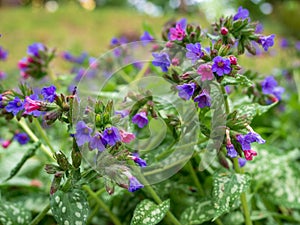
[33, 118, 56, 153]
[221, 86, 253, 225]
[17, 118, 55, 160]
[186, 161, 205, 196]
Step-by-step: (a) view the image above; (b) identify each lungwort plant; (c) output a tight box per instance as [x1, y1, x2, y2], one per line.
[1, 6, 299, 225]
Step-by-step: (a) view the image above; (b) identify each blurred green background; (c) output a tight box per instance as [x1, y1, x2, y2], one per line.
[0, 0, 300, 74]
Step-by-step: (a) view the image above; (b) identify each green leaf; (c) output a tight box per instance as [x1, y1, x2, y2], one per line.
[232, 102, 277, 125]
[130, 199, 170, 225]
[180, 198, 215, 225]
[212, 172, 251, 219]
[247, 148, 300, 209]
[50, 189, 89, 225]
[221, 74, 253, 87]
[5, 141, 41, 181]
[0, 201, 32, 225]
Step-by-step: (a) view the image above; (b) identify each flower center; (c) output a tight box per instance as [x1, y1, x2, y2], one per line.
[84, 128, 89, 134]
[17, 102, 21, 107]
[217, 61, 224, 67]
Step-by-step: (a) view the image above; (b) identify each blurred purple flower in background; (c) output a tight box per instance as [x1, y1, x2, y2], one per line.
[0, 46, 8, 61]
[14, 133, 30, 145]
[27, 43, 45, 57]
[152, 52, 171, 72]
[233, 6, 249, 21]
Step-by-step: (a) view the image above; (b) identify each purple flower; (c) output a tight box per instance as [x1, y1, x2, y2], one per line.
[259, 34, 275, 51]
[115, 109, 130, 118]
[132, 111, 148, 128]
[236, 132, 265, 151]
[41, 85, 57, 103]
[0, 46, 8, 61]
[27, 43, 45, 57]
[140, 31, 154, 42]
[261, 76, 277, 94]
[89, 132, 106, 151]
[110, 37, 119, 45]
[226, 144, 238, 158]
[128, 176, 144, 192]
[261, 76, 284, 100]
[272, 86, 285, 100]
[186, 43, 203, 63]
[238, 158, 247, 167]
[280, 38, 289, 48]
[194, 90, 211, 108]
[152, 52, 171, 72]
[176, 83, 196, 100]
[212, 56, 231, 76]
[295, 41, 300, 51]
[102, 126, 121, 146]
[14, 133, 30, 145]
[61, 51, 88, 64]
[5, 97, 24, 115]
[233, 6, 249, 21]
[74, 121, 92, 146]
[255, 23, 264, 34]
[0, 94, 3, 108]
[131, 153, 147, 167]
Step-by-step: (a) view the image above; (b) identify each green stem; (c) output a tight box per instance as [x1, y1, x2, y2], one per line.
[82, 185, 122, 225]
[33, 118, 56, 153]
[186, 161, 205, 196]
[138, 173, 182, 225]
[17, 118, 55, 160]
[29, 204, 50, 225]
[135, 62, 149, 81]
[233, 158, 253, 225]
[221, 85, 253, 225]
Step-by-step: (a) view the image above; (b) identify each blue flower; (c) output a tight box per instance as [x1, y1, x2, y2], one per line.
[212, 56, 231, 76]
[132, 153, 147, 167]
[140, 31, 154, 42]
[176, 83, 196, 100]
[132, 111, 148, 128]
[233, 6, 249, 21]
[152, 52, 171, 72]
[102, 126, 121, 146]
[41, 85, 57, 103]
[186, 43, 203, 63]
[236, 132, 265, 151]
[14, 133, 30, 145]
[89, 132, 106, 151]
[74, 121, 92, 146]
[259, 34, 275, 51]
[238, 158, 247, 167]
[27, 43, 45, 57]
[194, 90, 211, 108]
[226, 144, 238, 158]
[128, 176, 144, 192]
[0, 46, 8, 61]
[261, 76, 284, 100]
[5, 97, 24, 115]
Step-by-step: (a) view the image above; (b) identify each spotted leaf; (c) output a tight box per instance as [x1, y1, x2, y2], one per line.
[50, 189, 89, 225]
[130, 199, 170, 225]
[212, 172, 251, 219]
[0, 201, 32, 225]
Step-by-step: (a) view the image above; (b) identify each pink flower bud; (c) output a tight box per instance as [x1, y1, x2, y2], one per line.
[119, 129, 135, 143]
[221, 27, 228, 35]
